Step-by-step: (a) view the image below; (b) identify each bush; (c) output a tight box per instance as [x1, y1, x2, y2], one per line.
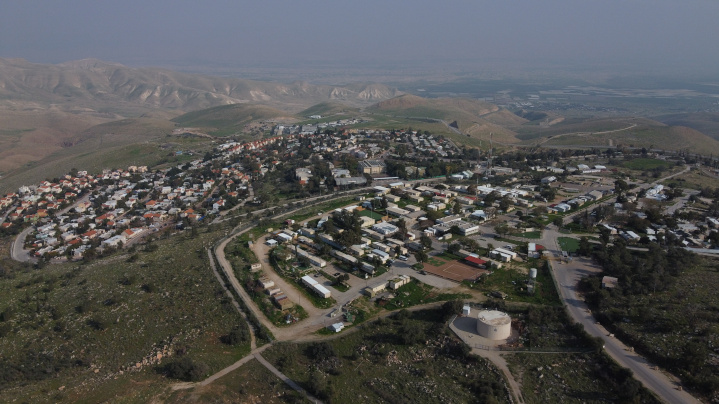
[162, 357, 208, 381]
[222, 326, 250, 345]
[305, 342, 336, 361]
[119, 274, 136, 285]
[440, 299, 464, 321]
[141, 283, 156, 293]
[75, 300, 93, 314]
[86, 318, 106, 331]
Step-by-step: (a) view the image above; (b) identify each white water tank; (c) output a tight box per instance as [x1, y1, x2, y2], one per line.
[476, 310, 511, 340]
[530, 268, 537, 279]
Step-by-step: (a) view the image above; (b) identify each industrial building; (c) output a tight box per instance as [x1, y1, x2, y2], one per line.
[359, 160, 387, 174]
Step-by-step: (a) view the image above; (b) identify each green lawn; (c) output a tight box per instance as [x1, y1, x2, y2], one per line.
[358, 209, 384, 221]
[519, 230, 541, 239]
[426, 256, 448, 266]
[558, 237, 580, 253]
[468, 260, 562, 306]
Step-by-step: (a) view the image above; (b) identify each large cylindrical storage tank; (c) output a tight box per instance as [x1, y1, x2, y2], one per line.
[476, 310, 511, 340]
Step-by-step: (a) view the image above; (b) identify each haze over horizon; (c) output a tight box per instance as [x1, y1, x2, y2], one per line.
[2, 1, 719, 82]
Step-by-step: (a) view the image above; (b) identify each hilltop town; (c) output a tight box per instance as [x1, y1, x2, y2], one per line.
[2, 125, 718, 403]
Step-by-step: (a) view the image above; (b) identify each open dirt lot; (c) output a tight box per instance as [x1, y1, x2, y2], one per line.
[422, 259, 488, 282]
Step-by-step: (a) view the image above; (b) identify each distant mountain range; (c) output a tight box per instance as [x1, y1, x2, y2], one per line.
[0, 58, 401, 113]
[0, 58, 402, 179]
[2, 57, 719, 192]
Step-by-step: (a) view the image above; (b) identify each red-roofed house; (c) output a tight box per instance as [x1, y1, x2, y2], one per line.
[464, 256, 487, 268]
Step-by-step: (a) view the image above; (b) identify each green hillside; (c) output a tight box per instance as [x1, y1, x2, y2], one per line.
[299, 102, 359, 118]
[172, 104, 295, 136]
[367, 94, 498, 122]
[655, 112, 719, 140]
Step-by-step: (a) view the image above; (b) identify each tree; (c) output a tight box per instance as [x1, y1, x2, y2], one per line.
[494, 222, 509, 237]
[414, 250, 429, 264]
[163, 357, 208, 382]
[447, 243, 461, 255]
[614, 179, 629, 195]
[498, 197, 511, 212]
[467, 184, 477, 195]
[306, 342, 336, 360]
[450, 225, 462, 236]
[420, 234, 433, 250]
[552, 217, 564, 228]
[578, 236, 592, 256]
[223, 326, 249, 345]
[453, 201, 462, 215]
[396, 218, 408, 241]
[441, 299, 464, 321]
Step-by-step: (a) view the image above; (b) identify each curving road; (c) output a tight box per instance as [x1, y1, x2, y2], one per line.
[540, 231, 698, 403]
[538, 165, 699, 403]
[11, 226, 35, 263]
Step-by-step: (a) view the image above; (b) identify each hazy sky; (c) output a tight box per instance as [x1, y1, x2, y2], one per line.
[1, 0, 718, 77]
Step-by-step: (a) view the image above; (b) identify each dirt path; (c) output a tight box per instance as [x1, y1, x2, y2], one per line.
[215, 235, 284, 337]
[254, 353, 322, 403]
[207, 249, 257, 350]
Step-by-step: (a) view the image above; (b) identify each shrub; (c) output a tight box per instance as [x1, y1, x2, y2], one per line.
[119, 274, 136, 285]
[162, 357, 208, 381]
[86, 318, 106, 331]
[141, 283, 156, 293]
[222, 326, 249, 345]
[306, 342, 336, 361]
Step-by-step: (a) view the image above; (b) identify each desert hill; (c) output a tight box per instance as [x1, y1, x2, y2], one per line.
[0, 58, 402, 177]
[0, 58, 400, 113]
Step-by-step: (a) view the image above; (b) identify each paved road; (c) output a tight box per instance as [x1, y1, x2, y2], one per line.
[11, 226, 34, 263]
[540, 226, 699, 404]
[0, 203, 15, 225]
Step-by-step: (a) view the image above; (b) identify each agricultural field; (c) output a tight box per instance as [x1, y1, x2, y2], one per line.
[0, 226, 252, 403]
[262, 308, 511, 403]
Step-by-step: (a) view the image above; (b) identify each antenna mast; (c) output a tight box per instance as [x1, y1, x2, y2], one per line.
[488, 132, 493, 177]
